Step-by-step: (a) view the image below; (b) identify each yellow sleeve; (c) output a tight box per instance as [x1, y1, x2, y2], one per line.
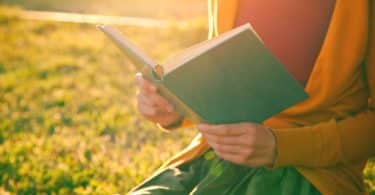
[272, 3, 375, 167]
[272, 109, 375, 168]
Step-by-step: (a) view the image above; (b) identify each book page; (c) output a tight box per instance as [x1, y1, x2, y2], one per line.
[163, 23, 251, 74]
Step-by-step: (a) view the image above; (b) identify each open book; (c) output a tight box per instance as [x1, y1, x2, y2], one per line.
[98, 23, 308, 124]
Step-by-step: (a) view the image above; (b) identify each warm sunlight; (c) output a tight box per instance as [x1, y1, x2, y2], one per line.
[0, 0, 374, 194]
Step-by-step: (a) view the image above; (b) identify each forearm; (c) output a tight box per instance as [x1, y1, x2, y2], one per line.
[272, 109, 375, 168]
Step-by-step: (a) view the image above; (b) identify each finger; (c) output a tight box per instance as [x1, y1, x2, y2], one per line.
[137, 90, 174, 113]
[203, 133, 243, 145]
[147, 93, 174, 112]
[136, 83, 174, 113]
[137, 91, 156, 107]
[215, 151, 248, 165]
[137, 92, 175, 115]
[203, 133, 255, 149]
[135, 77, 173, 112]
[198, 124, 246, 136]
[143, 79, 157, 93]
[135, 73, 157, 93]
[137, 101, 156, 116]
[208, 142, 244, 154]
[209, 142, 255, 157]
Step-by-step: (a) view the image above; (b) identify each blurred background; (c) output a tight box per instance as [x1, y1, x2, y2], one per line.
[0, 0, 206, 19]
[0, 0, 373, 194]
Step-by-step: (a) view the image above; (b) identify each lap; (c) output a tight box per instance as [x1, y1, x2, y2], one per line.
[129, 150, 320, 195]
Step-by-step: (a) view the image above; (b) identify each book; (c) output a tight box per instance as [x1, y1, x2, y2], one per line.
[97, 23, 308, 124]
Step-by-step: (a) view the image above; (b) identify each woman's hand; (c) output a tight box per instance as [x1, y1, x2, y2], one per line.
[198, 123, 277, 167]
[135, 73, 183, 127]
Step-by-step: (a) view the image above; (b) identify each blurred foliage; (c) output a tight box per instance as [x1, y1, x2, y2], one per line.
[0, 0, 206, 19]
[0, 6, 207, 194]
[0, 5, 374, 195]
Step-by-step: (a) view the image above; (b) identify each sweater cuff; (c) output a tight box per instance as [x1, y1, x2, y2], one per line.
[271, 119, 342, 168]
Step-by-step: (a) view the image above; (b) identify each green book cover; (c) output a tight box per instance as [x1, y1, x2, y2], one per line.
[98, 24, 308, 124]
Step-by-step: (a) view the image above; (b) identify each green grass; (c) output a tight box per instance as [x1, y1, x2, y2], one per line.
[0, 6, 374, 194]
[0, 6, 206, 194]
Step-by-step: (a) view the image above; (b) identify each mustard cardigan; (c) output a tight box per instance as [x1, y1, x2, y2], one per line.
[159, 0, 375, 194]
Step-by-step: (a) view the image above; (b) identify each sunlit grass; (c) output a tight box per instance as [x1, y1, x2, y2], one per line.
[0, 6, 374, 194]
[0, 0, 206, 19]
[0, 6, 206, 194]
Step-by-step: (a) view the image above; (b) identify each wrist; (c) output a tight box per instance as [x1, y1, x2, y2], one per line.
[265, 126, 278, 167]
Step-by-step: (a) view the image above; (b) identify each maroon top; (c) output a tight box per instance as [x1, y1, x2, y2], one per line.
[235, 0, 335, 85]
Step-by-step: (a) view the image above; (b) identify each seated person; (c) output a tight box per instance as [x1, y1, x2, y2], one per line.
[130, 0, 375, 194]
